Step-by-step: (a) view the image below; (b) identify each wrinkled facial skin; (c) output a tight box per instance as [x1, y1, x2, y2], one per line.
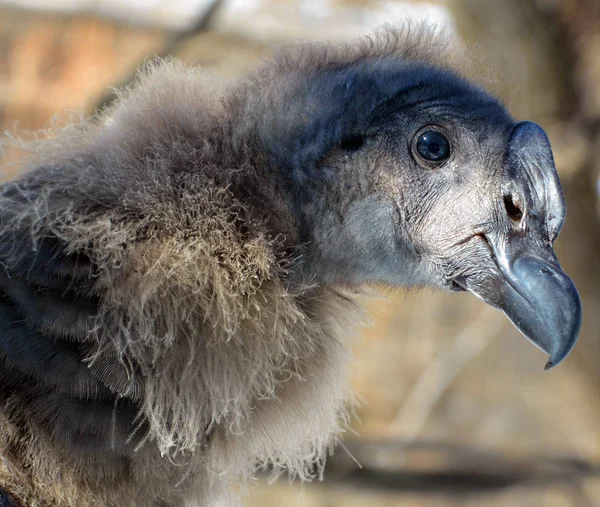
[374, 104, 514, 290]
[289, 65, 581, 370]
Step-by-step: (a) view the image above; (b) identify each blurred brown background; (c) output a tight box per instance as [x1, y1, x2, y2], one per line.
[1, 1, 599, 505]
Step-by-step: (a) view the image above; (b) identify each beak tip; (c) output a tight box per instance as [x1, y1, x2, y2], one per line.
[544, 325, 580, 371]
[497, 255, 581, 372]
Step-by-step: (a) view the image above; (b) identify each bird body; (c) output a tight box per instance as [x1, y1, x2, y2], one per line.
[0, 28, 581, 506]
[0, 49, 371, 507]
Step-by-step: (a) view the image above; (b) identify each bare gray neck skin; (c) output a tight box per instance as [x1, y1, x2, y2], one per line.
[288, 194, 432, 290]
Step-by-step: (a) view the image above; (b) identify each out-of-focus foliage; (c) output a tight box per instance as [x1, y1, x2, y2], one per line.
[0, 1, 599, 505]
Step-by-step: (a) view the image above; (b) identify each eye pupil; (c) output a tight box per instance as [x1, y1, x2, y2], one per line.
[416, 131, 450, 163]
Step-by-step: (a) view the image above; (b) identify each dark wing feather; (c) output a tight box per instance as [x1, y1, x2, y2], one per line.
[0, 270, 97, 340]
[0, 232, 147, 463]
[27, 390, 144, 456]
[0, 301, 108, 399]
[0, 234, 95, 289]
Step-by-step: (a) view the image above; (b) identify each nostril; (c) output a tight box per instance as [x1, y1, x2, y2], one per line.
[504, 194, 524, 222]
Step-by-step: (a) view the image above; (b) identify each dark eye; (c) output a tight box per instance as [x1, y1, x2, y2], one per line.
[413, 130, 450, 167]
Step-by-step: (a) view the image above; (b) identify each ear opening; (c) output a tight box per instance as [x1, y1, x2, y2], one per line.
[338, 135, 365, 152]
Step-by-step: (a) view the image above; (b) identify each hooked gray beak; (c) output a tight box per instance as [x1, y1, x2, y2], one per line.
[466, 122, 581, 369]
[484, 237, 581, 370]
